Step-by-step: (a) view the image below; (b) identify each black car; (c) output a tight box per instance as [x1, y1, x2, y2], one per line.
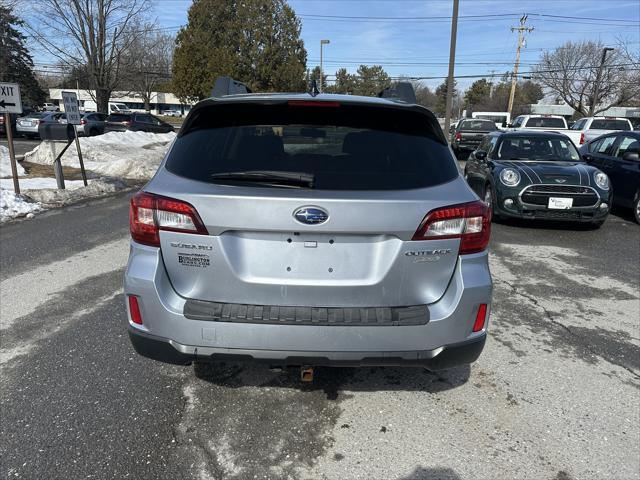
[464, 131, 611, 227]
[104, 113, 175, 134]
[450, 119, 497, 157]
[579, 131, 640, 223]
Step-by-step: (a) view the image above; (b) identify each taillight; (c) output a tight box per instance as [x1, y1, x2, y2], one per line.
[411, 201, 491, 254]
[455, 132, 462, 141]
[129, 192, 208, 247]
[128, 295, 143, 325]
[579, 132, 585, 145]
[472, 303, 488, 332]
[123, 121, 131, 126]
[80, 118, 87, 125]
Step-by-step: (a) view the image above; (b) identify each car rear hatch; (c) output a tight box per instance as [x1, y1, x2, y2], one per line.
[139, 98, 485, 309]
[105, 114, 132, 131]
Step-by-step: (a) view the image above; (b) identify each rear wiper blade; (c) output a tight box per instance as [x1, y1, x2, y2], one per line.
[211, 170, 315, 188]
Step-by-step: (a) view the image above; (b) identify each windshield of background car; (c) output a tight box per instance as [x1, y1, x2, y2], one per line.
[166, 102, 457, 190]
[460, 120, 497, 131]
[524, 117, 566, 128]
[496, 136, 581, 161]
[590, 119, 631, 130]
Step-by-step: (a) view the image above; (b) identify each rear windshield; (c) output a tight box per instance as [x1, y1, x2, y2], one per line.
[165, 102, 457, 190]
[106, 114, 132, 122]
[590, 119, 630, 131]
[460, 120, 497, 131]
[524, 117, 566, 128]
[496, 136, 580, 161]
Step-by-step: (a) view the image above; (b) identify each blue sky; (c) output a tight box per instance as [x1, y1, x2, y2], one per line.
[32, 0, 640, 91]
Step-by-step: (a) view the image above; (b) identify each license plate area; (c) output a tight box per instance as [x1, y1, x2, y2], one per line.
[548, 197, 573, 209]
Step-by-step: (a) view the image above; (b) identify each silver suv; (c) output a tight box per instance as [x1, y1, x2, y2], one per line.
[125, 79, 492, 370]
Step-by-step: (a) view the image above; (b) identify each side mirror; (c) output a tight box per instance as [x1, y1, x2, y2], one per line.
[475, 150, 487, 160]
[582, 154, 593, 163]
[622, 151, 640, 161]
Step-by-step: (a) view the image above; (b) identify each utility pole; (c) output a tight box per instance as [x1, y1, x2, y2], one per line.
[590, 47, 614, 116]
[320, 39, 330, 93]
[443, 0, 459, 135]
[507, 15, 534, 117]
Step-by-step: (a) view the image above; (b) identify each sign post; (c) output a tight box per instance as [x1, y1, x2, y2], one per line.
[62, 91, 88, 186]
[0, 82, 23, 194]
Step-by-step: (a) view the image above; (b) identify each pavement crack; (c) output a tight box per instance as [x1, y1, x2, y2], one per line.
[496, 278, 640, 381]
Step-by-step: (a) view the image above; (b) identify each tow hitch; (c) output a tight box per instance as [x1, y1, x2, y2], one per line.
[300, 366, 314, 382]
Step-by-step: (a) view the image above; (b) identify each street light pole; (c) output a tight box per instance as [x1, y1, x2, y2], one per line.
[320, 39, 330, 93]
[590, 47, 614, 116]
[443, 0, 459, 135]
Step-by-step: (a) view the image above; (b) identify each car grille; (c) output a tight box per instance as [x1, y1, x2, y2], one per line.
[184, 300, 429, 326]
[520, 185, 599, 207]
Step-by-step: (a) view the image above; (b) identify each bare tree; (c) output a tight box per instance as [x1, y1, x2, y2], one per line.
[27, 0, 148, 113]
[123, 26, 174, 111]
[534, 40, 640, 117]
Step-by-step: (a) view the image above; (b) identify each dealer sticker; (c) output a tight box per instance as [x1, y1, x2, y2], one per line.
[178, 253, 210, 268]
[548, 197, 573, 209]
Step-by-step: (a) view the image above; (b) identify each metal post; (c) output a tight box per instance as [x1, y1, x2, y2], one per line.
[5, 112, 20, 194]
[320, 39, 330, 93]
[443, 0, 459, 135]
[590, 47, 614, 116]
[52, 139, 74, 190]
[73, 125, 88, 186]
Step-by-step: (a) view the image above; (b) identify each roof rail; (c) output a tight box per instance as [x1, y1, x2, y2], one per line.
[378, 82, 417, 104]
[211, 76, 252, 97]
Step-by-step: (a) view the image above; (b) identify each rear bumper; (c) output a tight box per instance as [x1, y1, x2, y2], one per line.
[128, 326, 486, 369]
[124, 242, 492, 369]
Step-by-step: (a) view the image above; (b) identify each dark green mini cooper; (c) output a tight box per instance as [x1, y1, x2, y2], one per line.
[464, 131, 611, 227]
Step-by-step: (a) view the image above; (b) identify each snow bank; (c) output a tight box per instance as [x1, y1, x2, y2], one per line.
[0, 178, 86, 190]
[24, 131, 176, 180]
[24, 178, 128, 205]
[0, 190, 41, 222]
[0, 146, 26, 177]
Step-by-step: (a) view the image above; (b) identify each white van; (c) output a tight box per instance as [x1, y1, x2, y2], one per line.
[472, 112, 510, 130]
[82, 100, 131, 114]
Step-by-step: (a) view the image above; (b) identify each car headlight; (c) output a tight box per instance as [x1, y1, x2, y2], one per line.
[594, 171, 609, 190]
[500, 168, 521, 187]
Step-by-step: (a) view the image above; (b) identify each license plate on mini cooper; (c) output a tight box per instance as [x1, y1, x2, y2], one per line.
[548, 197, 573, 209]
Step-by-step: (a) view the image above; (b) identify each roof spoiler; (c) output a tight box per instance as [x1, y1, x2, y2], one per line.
[211, 76, 252, 97]
[378, 82, 417, 104]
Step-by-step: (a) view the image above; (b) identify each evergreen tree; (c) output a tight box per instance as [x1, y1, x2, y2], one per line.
[0, 5, 46, 107]
[329, 68, 358, 94]
[172, 0, 307, 101]
[353, 65, 390, 97]
[464, 79, 492, 110]
[435, 78, 457, 117]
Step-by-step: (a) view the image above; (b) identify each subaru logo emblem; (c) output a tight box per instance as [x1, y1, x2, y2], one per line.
[293, 206, 329, 225]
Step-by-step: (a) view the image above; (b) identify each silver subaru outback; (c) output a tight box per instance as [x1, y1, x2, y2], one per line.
[124, 80, 492, 370]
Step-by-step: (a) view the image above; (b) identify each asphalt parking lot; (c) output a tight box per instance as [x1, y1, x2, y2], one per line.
[1, 137, 40, 158]
[1, 191, 639, 480]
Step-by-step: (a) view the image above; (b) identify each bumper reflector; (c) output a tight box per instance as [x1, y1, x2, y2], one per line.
[473, 304, 488, 332]
[128, 296, 143, 325]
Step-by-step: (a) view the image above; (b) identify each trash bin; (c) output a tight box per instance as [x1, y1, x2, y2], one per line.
[38, 123, 74, 141]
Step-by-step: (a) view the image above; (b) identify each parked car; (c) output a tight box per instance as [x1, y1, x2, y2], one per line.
[162, 110, 182, 117]
[104, 113, 175, 133]
[450, 119, 497, 157]
[125, 78, 492, 371]
[40, 102, 59, 112]
[76, 112, 108, 136]
[16, 112, 49, 138]
[464, 130, 610, 227]
[580, 131, 640, 223]
[471, 111, 510, 130]
[0, 113, 18, 136]
[83, 101, 131, 113]
[509, 115, 568, 131]
[564, 117, 633, 147]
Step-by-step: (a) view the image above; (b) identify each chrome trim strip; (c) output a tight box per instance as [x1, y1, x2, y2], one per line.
[518, 184, 601, 209]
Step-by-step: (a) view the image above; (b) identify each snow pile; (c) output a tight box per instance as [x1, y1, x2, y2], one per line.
[24, 131, 176, 180]
[0, 146, 26, 177]
[0, 190, 42, 222]
[0, 177, 86, 190]
[20, 178, 128, 205]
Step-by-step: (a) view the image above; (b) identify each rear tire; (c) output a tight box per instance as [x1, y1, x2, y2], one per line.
[484, 183, 503, 222]
[633, 193, 640, 224]
[89, 127, 99, 136]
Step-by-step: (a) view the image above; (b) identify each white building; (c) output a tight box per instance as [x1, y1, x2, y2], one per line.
[48, 89, 193, 115]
